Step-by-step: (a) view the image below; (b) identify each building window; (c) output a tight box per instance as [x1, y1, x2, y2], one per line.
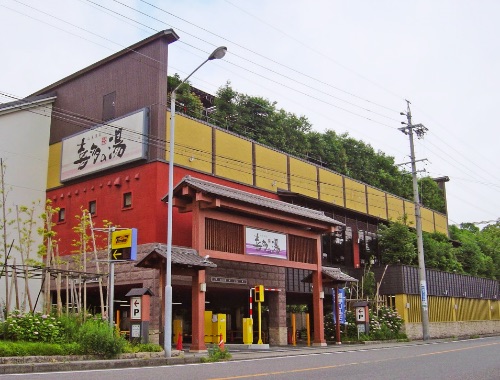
[58, 208, 66, 223]
[89, 200, 97, 215]
[123, 192, 132, 209]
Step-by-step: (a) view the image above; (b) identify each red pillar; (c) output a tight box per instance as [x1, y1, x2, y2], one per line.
[312, 268, 326, 346]
[190, 269, 207, 352]
[352, 229, 360, 269]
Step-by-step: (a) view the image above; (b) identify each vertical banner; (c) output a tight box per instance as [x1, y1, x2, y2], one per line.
[333, 288, 346, 325]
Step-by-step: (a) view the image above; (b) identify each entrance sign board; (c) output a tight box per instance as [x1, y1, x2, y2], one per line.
[60, 108, 148, 181]
[245, 227, 287, 259]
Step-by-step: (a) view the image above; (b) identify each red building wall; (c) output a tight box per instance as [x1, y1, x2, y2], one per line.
[48, 162, 283, 255]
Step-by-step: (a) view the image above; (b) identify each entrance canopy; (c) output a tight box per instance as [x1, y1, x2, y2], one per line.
[136, 244, 217, 272]
[162, 175, 345, 232]
[302, 266, 358, 286]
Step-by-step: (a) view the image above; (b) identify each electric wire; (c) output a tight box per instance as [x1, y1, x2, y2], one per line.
[87, 0, 402, 126]
[137, 0, 403, 113]
[1, 91, 441, 227]
[2, 2, 495, 223]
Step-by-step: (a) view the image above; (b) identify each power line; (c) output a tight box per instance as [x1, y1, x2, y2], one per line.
[136, 0, 403, 114]
[2, 91, 434, 219]
[85, 0, 402, 126]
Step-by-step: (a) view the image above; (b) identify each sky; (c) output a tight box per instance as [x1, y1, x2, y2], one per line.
[1, 0, 499, 227]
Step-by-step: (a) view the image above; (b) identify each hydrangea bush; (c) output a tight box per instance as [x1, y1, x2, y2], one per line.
[1, 310, 63, 343]
[324, 306, 406, 341]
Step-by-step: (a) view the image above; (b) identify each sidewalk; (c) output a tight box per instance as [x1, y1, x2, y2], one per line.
[0, 340, 445, 375]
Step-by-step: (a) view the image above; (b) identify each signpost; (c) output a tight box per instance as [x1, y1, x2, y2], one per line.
[111, 228, 138, 261]
[131, 296, 142, 320]
[125, 288, 153, 344]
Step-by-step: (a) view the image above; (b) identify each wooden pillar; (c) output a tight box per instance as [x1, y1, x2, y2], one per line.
[312, 269, 326, 346]
[190, 269, 207, 352]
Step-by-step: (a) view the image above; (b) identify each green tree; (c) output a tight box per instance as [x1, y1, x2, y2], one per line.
[193, 80, 446, 211]
[422, 232, 462, 273]
[449, 224, 497, 278]
[168, 74, 204, 119]
[378, 218, 417, 265]
[476, 221, 500, 279]
[419, 177, 446, 213]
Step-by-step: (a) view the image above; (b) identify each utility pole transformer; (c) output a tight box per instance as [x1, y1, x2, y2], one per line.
[399, 100, 430, 341]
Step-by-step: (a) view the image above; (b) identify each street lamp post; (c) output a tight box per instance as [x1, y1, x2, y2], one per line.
[165, 46, 227, 357]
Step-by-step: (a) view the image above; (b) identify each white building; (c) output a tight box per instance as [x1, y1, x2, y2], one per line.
[0, 94, 55, 314]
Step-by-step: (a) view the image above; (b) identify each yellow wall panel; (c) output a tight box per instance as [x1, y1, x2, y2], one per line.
[421, 207, 435, 233]
[289, 158, 318, 198]
[367, 186, 387, 219]
[404, 200, 416, 227]
[254, 145, 288, 191]
[47, 143, 62, 189]
[344, 178, 367, 213]
[318, 169, 344, 207]
[166, 113, 213, 173]
[214, 130, 253, 185]
[387, 194, 405, 221]
[434, 212, 449, 235]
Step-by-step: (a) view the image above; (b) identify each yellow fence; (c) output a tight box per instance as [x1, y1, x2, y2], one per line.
[47, 112, 449, 234]
[394, 294, 500, 323]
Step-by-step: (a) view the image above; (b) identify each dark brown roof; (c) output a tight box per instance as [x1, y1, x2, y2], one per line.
[125, 288, 154, 297]
[136, 243, 217, 269]
[302, 266, 358, 284]
[164, 176, 345, 227]
[31, 29, 179, 97]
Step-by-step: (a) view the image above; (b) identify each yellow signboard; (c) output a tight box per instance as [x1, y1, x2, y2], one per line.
[111, 228, 137, 261]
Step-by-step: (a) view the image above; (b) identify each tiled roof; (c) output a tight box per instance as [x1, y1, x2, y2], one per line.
[302, 266, 358, 284]
[167, 176, 344, 227]
[125, 287, 154, 297]
[136, 243, 217, 269]
[321, 266, 358, 282]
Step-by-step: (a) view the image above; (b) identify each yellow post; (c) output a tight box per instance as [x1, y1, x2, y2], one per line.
[257, 301, 263, 344]
[306, 313, 310, 346]
[291, 313, 296, 346]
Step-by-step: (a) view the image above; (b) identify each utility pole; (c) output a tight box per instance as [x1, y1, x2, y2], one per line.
[399, 100, 430, 341]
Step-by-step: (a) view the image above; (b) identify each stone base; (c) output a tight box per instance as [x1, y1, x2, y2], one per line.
[312, 342, 327, 347]
[188, 348, 208, 354]
[269, 326, 288, 345]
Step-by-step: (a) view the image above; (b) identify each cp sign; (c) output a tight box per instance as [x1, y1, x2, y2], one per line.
[131, 297, 142, 320]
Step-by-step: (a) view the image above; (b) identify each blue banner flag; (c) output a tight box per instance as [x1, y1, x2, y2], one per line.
[333, 288, 346, 325]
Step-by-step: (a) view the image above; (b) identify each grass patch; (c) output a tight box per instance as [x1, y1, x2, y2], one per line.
[0, 341, 81, 357]
[201, 345, 232, 363]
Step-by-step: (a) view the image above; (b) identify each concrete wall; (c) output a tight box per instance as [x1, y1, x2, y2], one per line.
[404, 320, 500, 340]
[0, 100, 53, 314]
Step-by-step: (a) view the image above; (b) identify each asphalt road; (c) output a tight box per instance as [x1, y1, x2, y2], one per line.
[2, 336, 499, 380]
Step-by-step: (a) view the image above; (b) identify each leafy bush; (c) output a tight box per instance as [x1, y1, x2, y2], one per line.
[201, 345, 232, 362]
[1, 311, 63, 343]
[324, 307, 406, 342]
[57, 314, 83, 343]
[77, 318, 126, 358]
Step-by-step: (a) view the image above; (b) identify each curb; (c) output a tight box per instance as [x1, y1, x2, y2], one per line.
[0, 355, 202, 375]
